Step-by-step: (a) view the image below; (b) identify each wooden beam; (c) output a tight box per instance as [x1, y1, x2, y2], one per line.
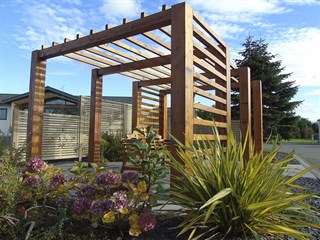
[27, 50, 46, 159]
[252, 80, 263, 154]
[39, 8, 172, 59]
[193, 86, 226, 104]
[88, 69, 103, 163]
[193, 11, 226, 49]
[225, 46, 231, 125]
[239, 67, 252, 161]
[193, 27, 226, 59]
[194, 103, 227, 116]
[193, 118, 228, 128]
[193, 72, 226, 93]
[193, 56, 226, 82]
[132, 82, 140, 130]
[138, 77, 171, 87]
[170, 3, 194, 187]
[97, 55, 171, 76]
[159, 91, 168, 139]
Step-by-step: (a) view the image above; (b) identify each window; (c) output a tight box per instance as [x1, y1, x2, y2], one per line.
[0, 108, 7, 120]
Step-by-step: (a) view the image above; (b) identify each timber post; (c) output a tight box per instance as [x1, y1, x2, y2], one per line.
[26, 50, 46, 159]
[88, 69, 103, 163]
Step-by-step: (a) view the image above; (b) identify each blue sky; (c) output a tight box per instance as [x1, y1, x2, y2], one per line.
[0, 0, 319, 122]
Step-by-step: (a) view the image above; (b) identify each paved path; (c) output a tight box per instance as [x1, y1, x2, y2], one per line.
[265, 142, 320, 178]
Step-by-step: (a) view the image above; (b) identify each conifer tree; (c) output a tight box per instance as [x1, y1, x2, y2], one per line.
[232, 36, 301, 140]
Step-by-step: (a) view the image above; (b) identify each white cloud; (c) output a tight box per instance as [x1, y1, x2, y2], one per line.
[269, 27, 320, 87]
[13, 1, 87, 51]
[295, 102, 320, 122]
[304, 89, 320, 96]
[283, 0, 320, 5]
[99, 0, 142, 23]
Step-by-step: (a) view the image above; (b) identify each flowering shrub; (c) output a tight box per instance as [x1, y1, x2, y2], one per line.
[71, 170, 158, 236]
[20, 157, 68, 203]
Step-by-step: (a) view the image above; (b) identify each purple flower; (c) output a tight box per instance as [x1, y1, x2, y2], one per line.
[50, 173, 66, 187]
[90, 199, 114, 215]
[113, 192, 128, 210]
[24, 175, 39, 186]
[26, 157, 46, 172]
[96, 171, 120, 186]
[121, 171, 139, 184]
[72, 197, 93, 215]
[139, 212, 156, 232]
[78, 184, 96, 198]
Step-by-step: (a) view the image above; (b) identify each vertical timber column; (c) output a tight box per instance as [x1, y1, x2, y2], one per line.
[27, 50, 46, 159]
[159, 90, 168, 139]
[89, 69, 103, 163]
[132, 81, 141, 130]
[239, 67, 252, 161]
[225, 46, 231, 125]
[171, 3, 194, 185]
[252, 80, 263, 154]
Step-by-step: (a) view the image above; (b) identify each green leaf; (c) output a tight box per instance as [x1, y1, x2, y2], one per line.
[200, 188, 232, 210]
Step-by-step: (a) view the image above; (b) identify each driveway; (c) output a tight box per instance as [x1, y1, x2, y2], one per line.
[265, 142, 320, 178]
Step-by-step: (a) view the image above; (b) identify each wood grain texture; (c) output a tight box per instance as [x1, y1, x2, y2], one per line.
[88, 69, 103, 162]
[27, 50, 46, 158]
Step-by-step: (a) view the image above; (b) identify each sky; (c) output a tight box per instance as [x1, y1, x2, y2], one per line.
[0, 0, 319, 122]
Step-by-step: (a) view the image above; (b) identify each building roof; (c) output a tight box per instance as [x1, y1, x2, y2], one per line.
[103, 96, 132, 104]
[0, 86, 132, 105]
[0, 94, 19, 104]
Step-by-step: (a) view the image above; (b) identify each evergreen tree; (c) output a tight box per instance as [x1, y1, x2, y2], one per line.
[232, 36, 302, 140]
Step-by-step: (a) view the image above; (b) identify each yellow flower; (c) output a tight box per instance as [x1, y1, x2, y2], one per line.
[119, 207, 128, 214]
[140, 192, 149, 201]
[138, 180, 147, 192]
[129, 224, 141, 237]
[102, 211, 115, 223]
[129, 213, 140, 226]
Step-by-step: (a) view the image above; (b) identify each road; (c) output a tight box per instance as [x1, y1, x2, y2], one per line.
[265, 142, 320, 178]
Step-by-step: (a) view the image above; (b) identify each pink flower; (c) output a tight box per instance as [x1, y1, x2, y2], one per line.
[139, 212, 156, 232]
[26, 157, 46, 172]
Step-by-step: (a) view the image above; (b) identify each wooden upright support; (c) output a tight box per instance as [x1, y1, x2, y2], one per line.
[159, 90, 168, 139]
[239, 67, 252, 160]
[252, 80, 263, 154]
[27, 50, 46, 159]
[170, 3, 194, 185]
[132, 81, 141, 130]
[88, 69, 103, 163]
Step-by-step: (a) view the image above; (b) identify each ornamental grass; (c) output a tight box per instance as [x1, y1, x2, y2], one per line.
[169, 127, 320, 240]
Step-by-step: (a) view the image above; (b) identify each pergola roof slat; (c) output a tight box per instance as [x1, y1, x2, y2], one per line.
[39, 8, 172, 60]
[97, 55, 171, 76]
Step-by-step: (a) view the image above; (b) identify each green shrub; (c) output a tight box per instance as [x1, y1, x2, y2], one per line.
[100, 132, 125, 162]
[169, 127, 320, 240]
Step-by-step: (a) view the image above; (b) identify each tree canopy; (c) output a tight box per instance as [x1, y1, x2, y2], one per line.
[232, 36, 302, 140]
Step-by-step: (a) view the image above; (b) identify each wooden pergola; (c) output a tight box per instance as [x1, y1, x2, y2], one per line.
[27, 2, 263, 171]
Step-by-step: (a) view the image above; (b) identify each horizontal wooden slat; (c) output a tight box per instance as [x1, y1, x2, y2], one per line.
[97, 55, 171, 76]
[194, 134, 228, 141]
[193, 11, 226, 48]
[193, 27, 226, 59]
[194, 42, 226, 70]
[193, 87, 227, 104]
[138, 77, 171, 87]
[193, 72, 226, 93]
[141, 102, 159, 108]
[193, 118, 228, 128]
[193, 56, 226, 82]
[194, 103, 227, 116]
[141, 94, 159, 102]
[141, 88, 160, 96]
